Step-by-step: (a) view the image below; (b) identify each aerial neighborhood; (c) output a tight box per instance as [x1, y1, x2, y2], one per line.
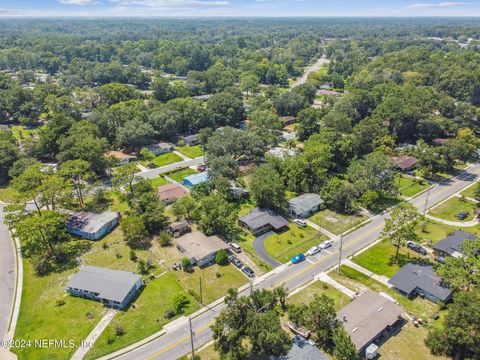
[1, 12, 480, 360]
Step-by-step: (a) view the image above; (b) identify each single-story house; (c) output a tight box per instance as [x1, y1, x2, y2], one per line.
[157, 183, 187, 204]
[175, 232, 229, 267]
[274, 335, 328, 360]
[147, 142, 175, 155]
[105, 151, 137, 166]
[433, 230, 477, 258]
[181, 134, 200, 146]
[317, 89, 340, 96]
[388, 264, 452, 304]
[267, 147, 297, 159]
[281, 116, 296, 126]
[167, 220, 191, 238]
[391, 155, 418, 171]
[192, 94, 212, 101]
[66, 211, 119, 240]
[182, 172, 209, 188]
[66, 266, 142, 309]
[288, 193, 325, 218]
[238, 208, 289, 236]
[336, 291, 404, 356]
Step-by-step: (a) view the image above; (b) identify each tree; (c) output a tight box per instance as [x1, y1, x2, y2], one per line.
[120, 216, 149, 249]
[94, 83, 141, 106]
[333, 325, 359, 360]
[197, 194, 238, 240]
[152, 77, 177, 102]
[305, 294, 337, 347]
[381, 202, 419, 260]
[0, 131, 19, 184]
[250, 164, 286, 212]
[240, 71, 260, 97]
[172, 196, 196, 221]
[172, 293, 190, 315]
[207, 90, 245, 128]
[59, 160, 93, 208]
[426, 291, 480, 359]
[274, 91, 307, 116]
[116, 119, 155, 152]
[112, 162, 137, 198]
[321, 177, 356, 214]
[297, 108, 321, 141]
[215, 249, 228, 265]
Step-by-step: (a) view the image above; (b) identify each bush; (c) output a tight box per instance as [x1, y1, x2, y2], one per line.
[113, 322, 125, 337]
[181, 257, 192, 272]
[157, 231, 172, 247]
[129, 250, 137, 262]
[215, 249, 228, 265]
[173, 293, 190, 315]
[55, 299, 66, 307]
[164, 309, 176, 319]
[137, 259, 148, 274]
[102, 242, 109, 249]
[215, 271, 222, 278]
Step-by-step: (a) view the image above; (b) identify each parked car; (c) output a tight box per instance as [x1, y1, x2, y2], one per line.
[457, 211, 468, 220]
[307, 246, 320, 256]
[228, 255, 243, 268]
[407, 241, 427, 255]
[435, 256, 446, 264]
[294, 218, 307, 227]
[242, 266, 255, 278]
[320, 240, 333, 250]
[197, 164, 207, 172]
[291, 254, 305, 264]
[230, 242, 242, 253]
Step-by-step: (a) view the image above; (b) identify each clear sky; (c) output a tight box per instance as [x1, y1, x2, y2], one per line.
[1, 0, 480, 17]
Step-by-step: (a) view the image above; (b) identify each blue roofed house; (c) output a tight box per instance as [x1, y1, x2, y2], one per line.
[388, 264, 452, 304]
[66, 211, 120, 240]
[182, 171, 209, 188]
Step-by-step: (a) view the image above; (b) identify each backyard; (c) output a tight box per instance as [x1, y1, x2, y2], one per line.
[165, 167, 198, 183]
[176, 145, 203, 159]
[288, 280, 351, 311]
[395, 174, 430, 198]
[428, 197, 476, 222]
[263, 224, 326, 263]
[308, 209, 369, 235]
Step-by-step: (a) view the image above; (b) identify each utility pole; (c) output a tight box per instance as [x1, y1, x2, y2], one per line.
[189, 316, 195, 360]
[337, 234, 343, 274]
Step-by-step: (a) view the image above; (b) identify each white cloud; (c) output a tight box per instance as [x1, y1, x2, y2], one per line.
[408, 2, 469, 8]
[109, 0, 230, 8]
[59, 0, 97, 5]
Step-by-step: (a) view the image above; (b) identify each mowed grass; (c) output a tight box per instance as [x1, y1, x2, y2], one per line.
[176, 145, 203, 159]
[238, 231, 273, 274]
[415, 220, 458, 245]
[149, 176, 168, 188]
[352, 241, 427, 278]
[428, 197, 476, 222]
[150, 152, 183, 167]
[165, 167, 198, 183]
[330, 266, 440, 319]
[288, 280, 351, 311]
[84, 273, 200, 360]
[12, 260, 107, 360]
[105, 190, 130, 213]
[308, 209, 369, 235]
[0, 185, 18, 203]
[264, 224, 326, 263]
[395, 175, 430, 198]
[461, 183, 478, 199]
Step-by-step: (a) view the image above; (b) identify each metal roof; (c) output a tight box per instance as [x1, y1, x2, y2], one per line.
[277, 336, 328, 360]
[67, 266, 141, 303]
[388, 264, 452, 302]
[183, 172, 209, 186]
[433, 231, 477, 257]
[288, 193, 324, 216]
[239, 208, 289, 231]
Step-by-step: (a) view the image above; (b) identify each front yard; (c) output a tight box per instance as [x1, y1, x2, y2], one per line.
[395, 174, 430, 198]
[461, 182, 478, 199]
[428, 197, 476, 222]
[263, 224, 326, 263]
[165, 167, 198, 183]
[176, 145, 203, 159]
[288, 280, 351, 311]
[148, 176, 168, 188]
[415, 220, 458, 244]
[146, 152, 184, 168]
[308, 209, 369, 235]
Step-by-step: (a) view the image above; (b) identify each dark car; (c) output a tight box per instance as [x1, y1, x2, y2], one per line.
[197, 164, 207, 172]
[242, 266, 255, 278]
[457, 211, 468, 220]
[407, 241, 427, 255]
[228, 255, 243, 268]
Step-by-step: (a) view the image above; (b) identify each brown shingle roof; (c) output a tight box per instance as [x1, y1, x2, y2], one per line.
[157, 183, 186, 203]
[391, 155, 418, 170]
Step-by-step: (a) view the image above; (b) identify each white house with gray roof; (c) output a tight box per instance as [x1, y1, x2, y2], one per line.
[66, 211, 119, 240]
[66, 266, 142, 309]
[288, 193, 324, 218]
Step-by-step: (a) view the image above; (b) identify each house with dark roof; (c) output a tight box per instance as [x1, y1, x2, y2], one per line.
[433, 231, 477, 258]
[388, 264, 452, 304]
[288, 194, 325, 218]
[157, 183, 186, 204]
[66, 211, 119, 240]
[66, 266, 142, 309]
[167, 220, 191, 238]
[275, 336, 328, 360]
[238, 208, 289, 236]
[175, 232, 229, 267]
[336, 291, 404, 356]
[391, 155, 418, 171]
[181, 134, 200, 146]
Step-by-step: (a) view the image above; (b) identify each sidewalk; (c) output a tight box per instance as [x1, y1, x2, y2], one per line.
[425, 213, 479, 227]
[316, 272, 356, 298]
[173, 150, 190, 161]
[342, 259, 391, 287]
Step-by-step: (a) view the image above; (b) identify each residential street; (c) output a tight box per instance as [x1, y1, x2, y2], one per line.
[109, 164, 480, 360]
[0, 204, 15, 339]
[290, 55, 328, 88]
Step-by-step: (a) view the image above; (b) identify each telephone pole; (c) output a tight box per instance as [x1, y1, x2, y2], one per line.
[189, 316, 195, 360]
[337, 234, 343, 274]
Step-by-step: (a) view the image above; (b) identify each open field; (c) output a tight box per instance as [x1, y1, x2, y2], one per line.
[264, 224, 326, 263]
[308, 209, 369, 235]
[395, 174, 430, 198]
[176, 145, 203, 159]
[428, 197, 476, 222]
[165, 167, 198, 183]
[288, 280, 351, 311]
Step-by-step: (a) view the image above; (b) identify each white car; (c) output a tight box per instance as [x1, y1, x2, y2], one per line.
[307, 245, 320, 256]
[294, 218, 307, 227]
[320, 240, 333, 250]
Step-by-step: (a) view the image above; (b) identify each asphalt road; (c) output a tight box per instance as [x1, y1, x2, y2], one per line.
[0, 204, 15, 339]
[136, 156, 205, 180]
[111, 164, 480, 360]
[290, 56, 328, 88]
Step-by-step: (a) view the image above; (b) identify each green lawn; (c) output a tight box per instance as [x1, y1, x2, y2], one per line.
[264, 224, 326, 263]
[10, 125, 39, 141]
[395, 175, 430, 198]
[288, 280, 351, 311]
[461, 183, 478, 199]
[367, 194, 402, 214]
[149, 176, 168, 188]
[330, 266, 439, 319]
[428, 197, 476, 222]
[415, 220, 458, 245]
[149, 152, 183, 167]
[12, 261, 107, 360]
[308, 209, 369, 235]
[0, 185, 18, 203]
[352, 241, 428, 278]
[84, 273, 200, 360]
[105, 190, 130, 213]
[238, 231, 273, 274]
[165, 167, 198, 183]
[176, 145, 203, 159]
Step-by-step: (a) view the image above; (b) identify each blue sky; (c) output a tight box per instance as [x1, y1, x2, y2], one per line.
[1, 0, 480, 17]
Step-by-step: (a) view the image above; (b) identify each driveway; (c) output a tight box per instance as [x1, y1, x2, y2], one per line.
[252, 231, 281, 268]
[0, 204, 16, 338]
